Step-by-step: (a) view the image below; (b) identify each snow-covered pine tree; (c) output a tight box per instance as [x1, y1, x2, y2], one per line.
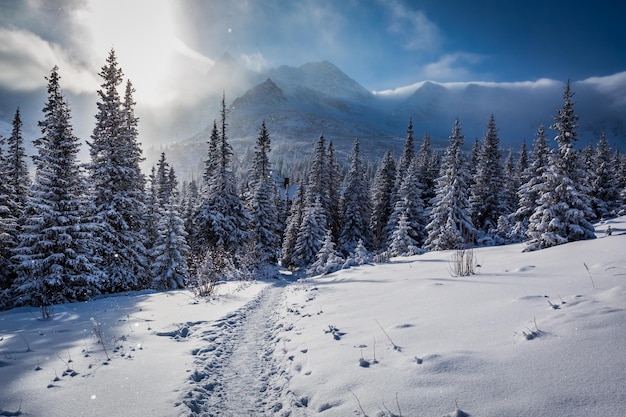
[145, 166, 160, 251]
[343, 239, 372, 268]
[395, 119, 416, 190]
[293, 196, 327, 267]
[0, 134, 19, 293]
[369, 150, 396, 252]
[87, 50, 148, 292]
[469, 137, 481, 177]
[326, 141, 342, 241]
[388, 212, 422, 257]
[190, 120, 220, 259]
[590, 131, 619, 218]
[525, 81, 595, 251]
[386, 158, 428, 251]
[197, 93, 250, 270]
[308, 230, 344, 276]
[339, 139, 372, 255]
[469, 114, 505, 237]
[150, 200, 190, 290]
[281, 180, 306, 269]
[305, 135, 335, 234]
[12, 66, 101, 312]
[494, 149, 519, 244]
[511, 124, 551, 240]
[6, 108, 31, 216]
[515, 140, 530, 188]
[247, 121, 280, 267]
[424, 119, 476, 251]
[415, 132, 439, 205]
[155, 152, 173, 208]
[501, 149, 518, 216]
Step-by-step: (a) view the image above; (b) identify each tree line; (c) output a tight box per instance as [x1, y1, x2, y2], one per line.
[1, 49, 624, 313]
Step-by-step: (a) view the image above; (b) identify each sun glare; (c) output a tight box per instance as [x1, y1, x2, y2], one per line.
[86, 0, 182, 103]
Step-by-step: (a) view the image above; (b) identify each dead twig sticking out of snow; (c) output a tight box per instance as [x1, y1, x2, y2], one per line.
[349, 389, 368, 416]
[91, 318, 110, 361]
[375, 319, 401, 351]
[583, 263, 597, 289]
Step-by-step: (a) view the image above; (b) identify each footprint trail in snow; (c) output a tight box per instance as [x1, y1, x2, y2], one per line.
[178, 282, 289, 416]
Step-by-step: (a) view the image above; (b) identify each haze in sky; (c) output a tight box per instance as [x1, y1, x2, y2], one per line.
[1, 0, 625, 143]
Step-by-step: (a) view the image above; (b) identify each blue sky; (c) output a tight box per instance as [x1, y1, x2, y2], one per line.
[170, 0, 626, 90]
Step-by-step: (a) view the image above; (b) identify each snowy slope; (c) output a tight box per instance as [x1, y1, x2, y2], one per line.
[1, 218, 625, 416]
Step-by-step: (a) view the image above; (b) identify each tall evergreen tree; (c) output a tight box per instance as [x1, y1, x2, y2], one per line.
[525, 81, 595, 251]
[195, 93, 250, 268]
[425, 119, 475, 251]
[87, 49, 148, 291]
[326, 141, 342, 241]
[415, 132, 439, 204]
[247, 121, 280, 266]
[369, 150, 396, 252]
[150, 174, 190, 291]
[0, 133, 19, 292]
[511, 125, 552, 240]
[13, 66, 100, 312]
[6, 108, 31, 214]
[590, 131, 619, 218]
[469, 114, 505, 235]
[395, 119, 416, 189]
[338, 139, 372, 255]
[308, 230, 344, 276]
[281, 180, 306, 269]
[293, 197, 327, 267]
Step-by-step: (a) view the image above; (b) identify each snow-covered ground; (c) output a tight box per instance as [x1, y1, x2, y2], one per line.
[1, 218, 625, 417]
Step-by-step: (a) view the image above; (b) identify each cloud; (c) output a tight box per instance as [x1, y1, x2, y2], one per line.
[0, 28, 98, 93]
[373, 77, 562, 97]
[422, 53, 484, 81]
[382, 0, 442, 51]
[241, 52, 268, 72]
[577, 72, 626, 106]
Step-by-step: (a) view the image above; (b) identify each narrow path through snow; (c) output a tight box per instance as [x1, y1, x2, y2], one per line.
[178, 281, 289, 417]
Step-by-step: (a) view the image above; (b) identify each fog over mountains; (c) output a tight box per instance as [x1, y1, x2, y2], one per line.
[149, 54, 623, 179]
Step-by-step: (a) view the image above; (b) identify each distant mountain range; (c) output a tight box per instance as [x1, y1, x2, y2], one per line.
[3, 52, 625, 179]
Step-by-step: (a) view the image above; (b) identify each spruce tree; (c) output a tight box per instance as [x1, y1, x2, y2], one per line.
[151, 196, 190, 290]
[416, 132, 439, 204]
[425, 119, 475, 251]
[525, 81, 595, 251]
[308, 230, 344, 276]
[388, 212, 421, 257]
[6, 108, 31, 214]
[293, 197, 327, 267]
[339, 139, 372, 255]
[13, 66, 101, 312]
[512, 125, 551, 240]
[469, 114, 505, 235]
[326, 141, 342, 241]
[87, 49, 148, 292]
[590, 131, 619, 218]
[248, 121, 279, 266]
[195, 93, 250, 269]
[0, 134, 19, 292]
[386, 158, 427, 252]
[369, 150, 396, 252]
[281, 180, 306, 269]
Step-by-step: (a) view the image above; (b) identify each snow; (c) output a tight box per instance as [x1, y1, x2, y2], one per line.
[2, 218, 626, 416]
